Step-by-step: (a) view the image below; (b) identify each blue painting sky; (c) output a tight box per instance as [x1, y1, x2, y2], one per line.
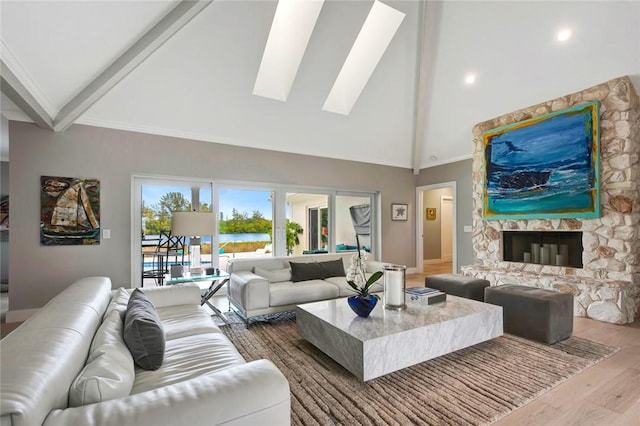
[483, 103, 598, 219]
[142, 186, 273, 220]
[489, 111, 592, 170]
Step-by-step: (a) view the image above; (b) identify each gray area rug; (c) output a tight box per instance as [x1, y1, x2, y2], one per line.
[221, 313, 618, 426]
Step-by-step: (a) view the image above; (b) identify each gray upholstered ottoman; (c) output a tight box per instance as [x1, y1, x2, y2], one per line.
[424, 274, 490, 302]
[484, 285, 573, 344]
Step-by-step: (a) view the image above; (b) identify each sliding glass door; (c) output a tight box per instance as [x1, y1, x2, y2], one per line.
[336, 194, 373, 253]
[133, 177, 213, 287]
[133, 177, 380, 286]
[217, 187, 274, 266]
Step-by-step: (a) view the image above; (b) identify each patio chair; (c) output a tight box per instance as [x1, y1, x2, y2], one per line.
[142, 231, 185, 285]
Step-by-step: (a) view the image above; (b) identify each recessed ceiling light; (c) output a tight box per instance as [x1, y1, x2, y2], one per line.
[464, 73, 476, 85]
[429, 155, 438, 161]
[556, 28, 572, 42]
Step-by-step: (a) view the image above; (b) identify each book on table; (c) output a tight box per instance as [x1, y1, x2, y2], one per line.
[405, 287, 447, 305]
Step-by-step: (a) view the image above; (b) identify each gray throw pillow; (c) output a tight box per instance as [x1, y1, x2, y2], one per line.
[290, 259, 345, 282]
[123, 289, 165, 371]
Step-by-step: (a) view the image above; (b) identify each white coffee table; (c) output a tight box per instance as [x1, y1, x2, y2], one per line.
[296, 295, 503, 381]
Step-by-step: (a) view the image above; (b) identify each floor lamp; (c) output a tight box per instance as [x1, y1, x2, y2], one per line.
[172, 211, 215, 274]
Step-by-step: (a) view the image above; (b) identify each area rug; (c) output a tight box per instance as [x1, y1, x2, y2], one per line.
[221, 313, 618, 426]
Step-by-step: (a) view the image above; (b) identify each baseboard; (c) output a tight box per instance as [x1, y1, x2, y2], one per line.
[423, 258, 443, 265]
[6, 308, 39, 323]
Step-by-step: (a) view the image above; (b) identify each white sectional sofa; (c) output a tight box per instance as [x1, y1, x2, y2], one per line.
[0, 277, 290, 426]
[227, 252, 384, 325]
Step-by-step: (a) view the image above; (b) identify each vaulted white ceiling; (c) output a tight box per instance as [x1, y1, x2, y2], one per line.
[1, 1, 639, 169]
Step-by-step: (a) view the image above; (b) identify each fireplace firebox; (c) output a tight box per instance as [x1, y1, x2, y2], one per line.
[502, 231, 583, 268]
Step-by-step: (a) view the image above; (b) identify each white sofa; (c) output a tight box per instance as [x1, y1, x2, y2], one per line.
[227, 252, 384, 325]
[0, 277, 290, 426]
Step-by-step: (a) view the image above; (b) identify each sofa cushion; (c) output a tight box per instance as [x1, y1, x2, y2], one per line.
[270, 280, 340, 306]
[91, 306, 131, 354]
[131, 333, 245, 394]
[156, 304, 221, 340]
[124, 289, 165, 371]
[324, 276, 384, 297]
[290, 259, 346, 282]
[69, 345, 135, 406]
[254, 267, 292, 283]
[102, 287, 130, 321]
[69, 309, 135, 406]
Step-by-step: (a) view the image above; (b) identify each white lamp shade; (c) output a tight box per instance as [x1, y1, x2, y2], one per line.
[171, 211, 215, 236]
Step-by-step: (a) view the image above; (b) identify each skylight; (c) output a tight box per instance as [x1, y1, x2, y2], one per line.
[322, 1, 405, 115]
[253, 0, 325, 102]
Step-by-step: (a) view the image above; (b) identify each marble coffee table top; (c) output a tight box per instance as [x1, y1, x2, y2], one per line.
[296, 295, 503, 381]
[297, 295, 499, 341]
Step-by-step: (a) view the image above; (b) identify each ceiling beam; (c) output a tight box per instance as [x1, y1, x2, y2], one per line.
[53, 0, 214, 132]
[1, 59, 53, 130]
[411, 1, 441, 174]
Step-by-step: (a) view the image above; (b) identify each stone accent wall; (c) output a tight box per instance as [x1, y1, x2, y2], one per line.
[462, 76, 640, 324]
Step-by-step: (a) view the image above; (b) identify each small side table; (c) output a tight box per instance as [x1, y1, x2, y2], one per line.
[166, 272, 231, 324]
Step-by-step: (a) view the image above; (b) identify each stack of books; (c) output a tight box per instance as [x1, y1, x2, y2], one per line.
[405, 287, 447, 305]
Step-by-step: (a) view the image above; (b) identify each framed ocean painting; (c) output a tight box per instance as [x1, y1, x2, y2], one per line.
[483, 101, 600, 220]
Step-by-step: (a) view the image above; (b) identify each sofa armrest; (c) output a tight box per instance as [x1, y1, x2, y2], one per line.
[228, 271, 270, 311]
[43, 360, 290, 426]
[140, 283, 201, 308]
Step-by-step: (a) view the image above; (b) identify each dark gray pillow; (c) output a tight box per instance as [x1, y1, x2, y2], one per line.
[290, 259, 345, 282]
[123, 289, 165, 371]
[319, 258, 346, 278]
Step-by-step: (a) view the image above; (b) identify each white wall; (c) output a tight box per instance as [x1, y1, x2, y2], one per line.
[8, 121, 417, 311]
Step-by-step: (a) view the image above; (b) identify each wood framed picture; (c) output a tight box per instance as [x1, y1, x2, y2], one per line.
[391, 203, 408, 221]
[426, 207, 436, 220]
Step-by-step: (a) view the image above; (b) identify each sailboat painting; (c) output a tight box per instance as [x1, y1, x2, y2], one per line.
[41, 176, 100, 245]
[483, 101, 600, 220]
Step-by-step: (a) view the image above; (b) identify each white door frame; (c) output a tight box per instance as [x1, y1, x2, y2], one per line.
[415, 182, 457, 274]
[440, 195, 453, 263]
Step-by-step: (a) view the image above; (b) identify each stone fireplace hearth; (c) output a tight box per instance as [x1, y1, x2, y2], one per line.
[462, 76, 640, 324]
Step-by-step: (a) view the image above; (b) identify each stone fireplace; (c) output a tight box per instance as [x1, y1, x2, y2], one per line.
[462, 76, 640, 324]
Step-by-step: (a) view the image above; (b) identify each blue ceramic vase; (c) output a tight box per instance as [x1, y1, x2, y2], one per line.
[347, 294, 377, 318]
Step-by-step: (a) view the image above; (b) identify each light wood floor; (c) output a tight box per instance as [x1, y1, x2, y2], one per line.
[4, 270, 639, 425]
[408, 271, 640, 426]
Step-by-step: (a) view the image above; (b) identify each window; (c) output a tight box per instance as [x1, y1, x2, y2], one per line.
[133, 177, 379, 285]
[217, 188, 274, 262]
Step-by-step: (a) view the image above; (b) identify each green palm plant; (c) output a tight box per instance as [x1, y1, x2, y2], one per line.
[286, 219, 303, 255]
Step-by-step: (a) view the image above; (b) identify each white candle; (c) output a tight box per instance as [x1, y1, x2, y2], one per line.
[560, 244, 569, 263]
[383, 265, 406, 309]
[549, 244, 558, 265]
[532, 243, 540, 263]
[523, 252, 531, 263]
[386, 279, 404, 306]
[556, 254, 566, 266]
[540, 247, 550, 265]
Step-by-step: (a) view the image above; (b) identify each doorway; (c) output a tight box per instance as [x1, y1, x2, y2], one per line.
[441, 196, 453, 263]
[416, 182, 456, 274]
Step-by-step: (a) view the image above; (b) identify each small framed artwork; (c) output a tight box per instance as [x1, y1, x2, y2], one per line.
[426, 207, 436, 220]
[391, 203, 408, 221]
